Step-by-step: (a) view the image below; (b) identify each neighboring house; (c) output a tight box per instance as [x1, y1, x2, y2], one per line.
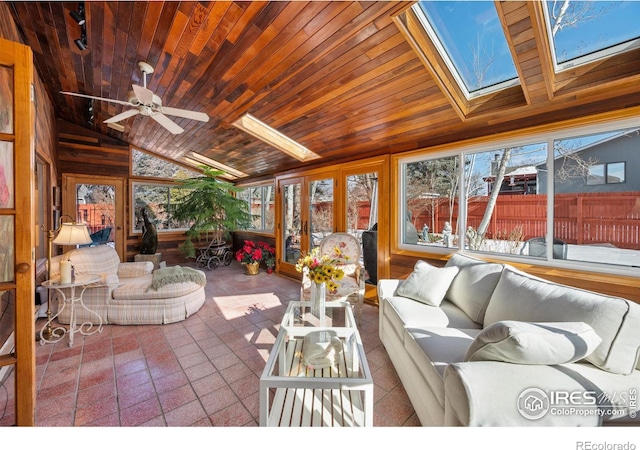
[537, 130, 640, 194]
[485, 165, 538, 195]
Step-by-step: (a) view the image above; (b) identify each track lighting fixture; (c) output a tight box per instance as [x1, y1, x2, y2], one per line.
[71, 3, 88, 51]
[69, 3, 85, 26]
[87, 99, 94, 125]
[74, 31, 87, 51]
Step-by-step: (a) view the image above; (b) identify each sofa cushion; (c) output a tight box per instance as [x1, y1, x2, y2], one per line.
[405, 327, 480, 408]
[112, 274, 204, 300]
[464, 320, 602, 365]
[485, 266, 640, 375]
[396, 260, 459, 306]
[383, 296, 480, 344]
[444, 361, 640, 426]
[444, 253, 504, 324]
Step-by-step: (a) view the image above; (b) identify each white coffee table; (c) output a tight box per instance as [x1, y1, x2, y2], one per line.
[259, 300, 373, 427]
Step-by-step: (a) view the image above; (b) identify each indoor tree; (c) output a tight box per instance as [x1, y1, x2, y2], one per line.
[172, 165, 252, 258]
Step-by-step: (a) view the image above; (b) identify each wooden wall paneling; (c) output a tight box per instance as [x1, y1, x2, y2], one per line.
[7, 1, 640, 179]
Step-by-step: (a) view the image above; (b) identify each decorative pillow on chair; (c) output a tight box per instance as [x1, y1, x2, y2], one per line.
[464, 320, 602, 365]
[396, 260, 459, 306]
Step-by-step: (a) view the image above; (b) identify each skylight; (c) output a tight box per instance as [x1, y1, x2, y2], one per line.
[543, 0, 640, 72]
[182, 152, 247, 180]
[233, 114, 320, 162]
[413, 1, 519, 99]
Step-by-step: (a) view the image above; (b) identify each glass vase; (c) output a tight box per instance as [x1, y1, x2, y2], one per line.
[310, 281, 326, 321]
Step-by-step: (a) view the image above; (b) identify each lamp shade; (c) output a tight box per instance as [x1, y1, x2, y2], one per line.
[52, 223, 92, 246]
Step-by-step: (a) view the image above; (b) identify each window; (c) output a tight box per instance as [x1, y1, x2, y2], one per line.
[132, 182, 192, 233]
[587, 164, 606, 185]
[585, 162, 626, 185]
[607, 162, 625, 184]
[402, 155, 460, 248]
[236, 183, 275, 232]
[543, 1, 640, 72]
[551, 128, 638, 267]
[397, 119, 640, 272]
[413, 1, 519, 98]
[233, 114, 320, 162]
[131, 148, 201, 179]
[465, 144, 548, 256]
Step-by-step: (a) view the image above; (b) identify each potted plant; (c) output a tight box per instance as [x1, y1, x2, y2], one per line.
[235, 240, 263, 274]
[258, 242, 276, 273]
[171, 166, 252, 259]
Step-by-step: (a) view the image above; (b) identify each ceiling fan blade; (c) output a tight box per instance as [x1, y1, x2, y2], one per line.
[60, 91, 131, 107]
[104, 109, 140, 123]
[151, 112, 184, 134]
[132, 84, 154, 105]
[160, 106, 210, 123]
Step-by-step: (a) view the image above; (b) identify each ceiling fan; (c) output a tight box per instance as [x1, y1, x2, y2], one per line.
[61, 61, 209, 134]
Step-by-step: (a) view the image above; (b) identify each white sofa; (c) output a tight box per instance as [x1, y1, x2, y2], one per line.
[378, 253, 640, 426]
[49, 245, 206, 325]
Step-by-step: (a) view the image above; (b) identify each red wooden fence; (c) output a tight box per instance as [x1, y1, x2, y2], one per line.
[410, 192, 640, 250]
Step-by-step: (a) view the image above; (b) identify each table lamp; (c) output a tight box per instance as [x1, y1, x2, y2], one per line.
[41, 218, 92, 340]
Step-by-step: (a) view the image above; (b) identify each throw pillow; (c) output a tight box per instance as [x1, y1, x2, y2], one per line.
[464, 320, 602, 365]
[396, 260, 459, 306]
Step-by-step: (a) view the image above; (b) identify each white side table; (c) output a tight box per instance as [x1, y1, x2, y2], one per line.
[40, 274, 103, 347]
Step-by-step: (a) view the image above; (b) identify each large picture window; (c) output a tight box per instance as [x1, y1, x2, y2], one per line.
[402, 155, 460, 248]
[132, 183, 192, 233]
[398, 119, 640, 272]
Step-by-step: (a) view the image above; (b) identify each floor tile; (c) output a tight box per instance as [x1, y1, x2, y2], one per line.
[1, 260, 416, 427]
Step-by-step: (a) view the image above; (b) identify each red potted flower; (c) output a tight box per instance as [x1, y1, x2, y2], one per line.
[235, 240, 263, 274]
[258, 241, 276, 274]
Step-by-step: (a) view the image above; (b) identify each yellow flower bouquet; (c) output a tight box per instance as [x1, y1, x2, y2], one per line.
[295, 246, 345, 293]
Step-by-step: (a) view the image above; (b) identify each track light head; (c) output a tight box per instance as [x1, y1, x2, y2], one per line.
[74, 34, 87, 51]
[69, 3, 85, 26]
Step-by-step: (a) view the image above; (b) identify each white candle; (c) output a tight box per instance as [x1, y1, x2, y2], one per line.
[60, 261, 72, 284]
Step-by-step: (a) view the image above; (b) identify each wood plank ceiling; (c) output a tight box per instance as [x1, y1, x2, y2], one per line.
[8, 1, 640, 181]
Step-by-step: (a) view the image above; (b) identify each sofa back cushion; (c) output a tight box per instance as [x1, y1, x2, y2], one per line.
[444, 253, 504, 324]
[67, 245, 121, 277]
[485, 266, 640, 375]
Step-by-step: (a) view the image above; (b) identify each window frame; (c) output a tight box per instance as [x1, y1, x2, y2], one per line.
[541, 0, 640, 74]
[412, 2, 520, 100]
[235, 181, 276, 234]
[394, 114, 640, 278]
[130, 181, 193, 235]
[393, 3, 526, 120]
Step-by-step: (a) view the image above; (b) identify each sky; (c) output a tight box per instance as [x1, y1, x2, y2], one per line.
[548, 0, 640, 63]
[417, 1, 640, 91]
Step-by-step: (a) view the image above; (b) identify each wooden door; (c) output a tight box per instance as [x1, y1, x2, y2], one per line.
[62, 174, 126, 261]
[276, 173, 336, 279]
[0, 37, 36, 426]
[339, 156, 389, 304]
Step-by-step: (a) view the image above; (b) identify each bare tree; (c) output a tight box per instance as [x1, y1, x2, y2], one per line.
[470, 33, 496, 90]
[548, 0, 604, 36]
[467, 147, 512, 250]
[464, 0, 609, 250]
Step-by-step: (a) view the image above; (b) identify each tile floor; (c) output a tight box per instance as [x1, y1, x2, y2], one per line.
[0, 260, 419, 427]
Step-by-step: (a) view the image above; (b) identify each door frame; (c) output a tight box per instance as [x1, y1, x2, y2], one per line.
[61, 174, 126, 261]
[0, 37, 36, 426]
[275, 170, 336, 279]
